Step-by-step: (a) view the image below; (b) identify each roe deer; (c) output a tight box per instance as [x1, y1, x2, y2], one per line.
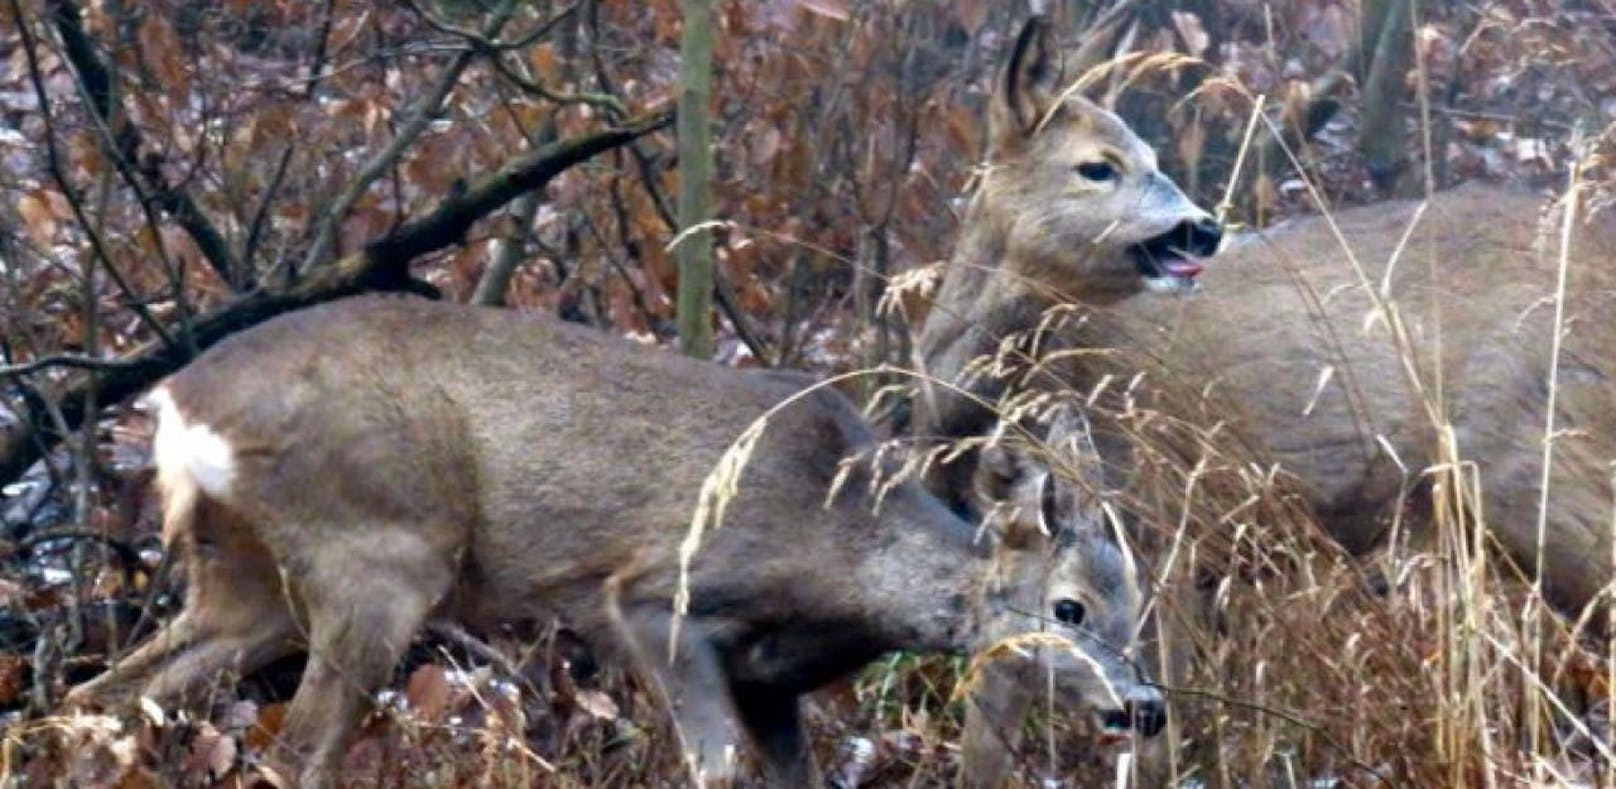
[913, 15, 1222, 516]
[958, 405, 1155, 787]
[916, 18, 1616, 615]
[64, 295, 1160, 787]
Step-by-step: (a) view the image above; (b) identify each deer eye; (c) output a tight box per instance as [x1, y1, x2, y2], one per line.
[1075, 161, 1118, 182]
[1052, 598, 1086, 626]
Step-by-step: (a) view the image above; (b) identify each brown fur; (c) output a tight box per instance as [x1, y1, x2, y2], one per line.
[916, 19, 1616, 617]
[66, 295, 1155, 787]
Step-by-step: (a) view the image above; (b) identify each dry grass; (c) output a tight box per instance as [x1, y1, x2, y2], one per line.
[5, 14, 1615, 789]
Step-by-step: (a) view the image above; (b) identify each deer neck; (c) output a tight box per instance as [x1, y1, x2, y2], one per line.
[853, 496, 994, 655]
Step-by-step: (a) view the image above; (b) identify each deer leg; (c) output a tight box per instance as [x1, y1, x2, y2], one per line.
[729, 681, 819, 788]
[66, 520, 296, 714]
[614, 605, 746, 786]
[960, 663, 1031, 789]
[63, 610, 205, 711]
[273, 533, 453, 789]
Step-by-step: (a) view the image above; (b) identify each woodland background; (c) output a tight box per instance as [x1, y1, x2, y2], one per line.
[1, 0, 1614, 785]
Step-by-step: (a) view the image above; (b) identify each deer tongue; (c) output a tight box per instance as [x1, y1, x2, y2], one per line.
[1163, 257, 1204, 278]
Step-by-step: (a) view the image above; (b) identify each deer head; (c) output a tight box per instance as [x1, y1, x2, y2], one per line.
[974, 16, 1222, 304]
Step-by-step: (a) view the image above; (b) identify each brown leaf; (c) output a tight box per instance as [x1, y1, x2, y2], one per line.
[185, 721, 238, 782]
[529, 42, 560, 82]
[116, 766, 161, 789]
[137, 16, 189, 96]
[0, 654, 28, 707]
[953, 0, 989, 34]
[245, 702, 287, 752]
[749, 123, 783, 169]
[405, 663, 452, 723]
[17, 193, 56, 247]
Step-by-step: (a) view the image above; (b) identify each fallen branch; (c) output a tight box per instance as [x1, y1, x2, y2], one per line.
[0, 110, 673, 485]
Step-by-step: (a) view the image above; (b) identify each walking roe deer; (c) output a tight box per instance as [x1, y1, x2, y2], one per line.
[64, 295, 1162, 786]
[916, 18, 1616, 616]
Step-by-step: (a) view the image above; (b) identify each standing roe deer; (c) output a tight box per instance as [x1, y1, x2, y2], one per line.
[911, 18, 1219, 783]
[916, 17, 1616, 616]
[64, 295, 1161, 787]
[912, 15, 1222, 516]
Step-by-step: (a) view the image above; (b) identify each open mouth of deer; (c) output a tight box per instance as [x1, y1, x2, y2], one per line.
[1129, 218, 1222, 292]
[1129, 234, 1206, 291]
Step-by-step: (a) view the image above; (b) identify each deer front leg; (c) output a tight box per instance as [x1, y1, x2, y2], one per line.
[960, 662, 1031, 789]
[730, 680, 819, 788]
[613, 605, 747, 786]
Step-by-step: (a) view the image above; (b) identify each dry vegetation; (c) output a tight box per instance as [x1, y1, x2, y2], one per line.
[2, 0, 1615, 786]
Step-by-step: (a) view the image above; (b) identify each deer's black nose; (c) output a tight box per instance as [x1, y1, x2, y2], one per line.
[1126, 696, 1167, 737]
[1176, 215, 1222, 257]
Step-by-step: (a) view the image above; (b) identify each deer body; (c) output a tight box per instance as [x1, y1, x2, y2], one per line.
[69, 295, 1157, 787]
[915, 15, 1616, 618]
[924, 181, 1616, 613]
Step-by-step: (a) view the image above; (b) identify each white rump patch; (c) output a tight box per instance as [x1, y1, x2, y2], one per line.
[145, 387, 236, 498]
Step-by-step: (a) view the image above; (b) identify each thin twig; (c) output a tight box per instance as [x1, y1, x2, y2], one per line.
[47, 0, 242, 288]
[1161, 685, 1398, 786]
[14, 1, 177, 349]
[423, 621, 525, 680]
[0, 354, 138, 379]
[401, 0, 579, 53]
[301, 0, 521, 273]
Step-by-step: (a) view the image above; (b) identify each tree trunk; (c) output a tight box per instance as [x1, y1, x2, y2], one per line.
[675, 0, 716, 359]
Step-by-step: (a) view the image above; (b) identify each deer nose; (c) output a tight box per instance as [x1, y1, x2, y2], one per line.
[1125, 695, 1167, 737]
[1176, 215, 1223, 257]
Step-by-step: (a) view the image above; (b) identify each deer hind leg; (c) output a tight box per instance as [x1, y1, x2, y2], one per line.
[612, 604, 746, 786]
[728, 680, 819, 788]
[272, 527, 455, 789]
[65, 500, 297, 714]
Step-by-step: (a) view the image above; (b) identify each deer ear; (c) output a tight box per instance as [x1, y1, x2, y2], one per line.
[991, 16, 1064, 151]
[973, 440, 1052, 550]
[1039, 407, 1107, 540]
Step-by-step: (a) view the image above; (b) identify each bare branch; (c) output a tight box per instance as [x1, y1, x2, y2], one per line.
[0, 109, 673, 485]
[47, 0, 243, 289]
[304, 0, 339, 97]
[488, 54, 627, 115]
[401, 0, 580, 53]
[0, 354, 139, 378]
[472, 190, 543, 307]
[14, 1, 176, 350]
[300, 0, 521, 273]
